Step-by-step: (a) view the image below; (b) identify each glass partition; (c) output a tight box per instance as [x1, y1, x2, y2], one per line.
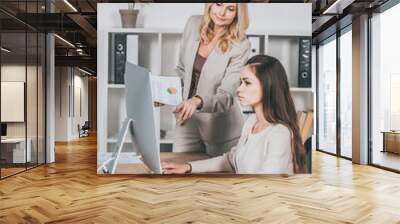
[38, 32, 46, 165]
[1, 30, 28, 177]
[370, 3, 400, 171]
[339, 28, 352, 158]
[27, 30, 38, 169]
[0, 1, 46, 179]
[317, 36, 337, 155]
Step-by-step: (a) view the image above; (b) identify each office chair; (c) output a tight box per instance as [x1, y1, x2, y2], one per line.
[79, 121, 90, 138]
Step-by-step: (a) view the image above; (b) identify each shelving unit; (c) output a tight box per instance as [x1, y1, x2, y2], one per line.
[107, 84, 125, 89]
[290, 87, 313, 93]
[109, 84, 313, 92]
[98, 27, 315, 164]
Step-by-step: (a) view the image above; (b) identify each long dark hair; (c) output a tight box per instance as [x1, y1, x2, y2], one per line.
[246, 55, 306, 173]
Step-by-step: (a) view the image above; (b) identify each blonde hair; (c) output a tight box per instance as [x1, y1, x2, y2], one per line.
[200, 3, 249, 54]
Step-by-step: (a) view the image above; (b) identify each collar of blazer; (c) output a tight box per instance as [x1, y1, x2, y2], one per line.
[185, 38, 220, 99]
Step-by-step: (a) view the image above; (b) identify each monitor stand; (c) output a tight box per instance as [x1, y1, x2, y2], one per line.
[97, 118, 141, 174]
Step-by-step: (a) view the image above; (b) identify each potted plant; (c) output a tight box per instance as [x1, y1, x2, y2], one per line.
[119, 3, 139, 28]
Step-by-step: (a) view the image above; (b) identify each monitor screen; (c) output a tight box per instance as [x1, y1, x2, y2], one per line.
[1, 123, 7, 137]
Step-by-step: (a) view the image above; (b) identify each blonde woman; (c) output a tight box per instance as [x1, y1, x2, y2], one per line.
[173, 3, 251, 156]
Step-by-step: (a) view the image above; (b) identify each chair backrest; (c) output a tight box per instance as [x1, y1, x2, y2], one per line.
[304, 137, 312, 173]
[82, 121, 90, 129]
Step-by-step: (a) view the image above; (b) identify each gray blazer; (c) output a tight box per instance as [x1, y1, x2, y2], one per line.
[176, 15, 251, 144]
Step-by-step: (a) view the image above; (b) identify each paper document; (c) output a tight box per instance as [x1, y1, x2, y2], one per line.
[150, 75, 183, 106]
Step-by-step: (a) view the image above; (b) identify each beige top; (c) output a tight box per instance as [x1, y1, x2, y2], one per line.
[189, 114, 294, 174]
[188, 53, 207, 98]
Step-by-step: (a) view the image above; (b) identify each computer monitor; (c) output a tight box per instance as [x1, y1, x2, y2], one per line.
[104, 62, 162, 174]
[1, 123, 7, 137]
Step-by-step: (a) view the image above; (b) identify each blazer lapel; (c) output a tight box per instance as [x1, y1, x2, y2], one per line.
[197, 47, 216, 92]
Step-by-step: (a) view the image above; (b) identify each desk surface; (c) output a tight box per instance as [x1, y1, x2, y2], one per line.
[1, 138, 28, 143]
[381, 131, 400, 134]
[110, 152, 210, 174]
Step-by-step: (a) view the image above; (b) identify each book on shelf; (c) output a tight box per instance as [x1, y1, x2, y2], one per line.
[297, 110, 314, 143]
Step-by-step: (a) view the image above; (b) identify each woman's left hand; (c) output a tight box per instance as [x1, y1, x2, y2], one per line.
[174, 97, 202, 124]
[161, 161, 191, 174]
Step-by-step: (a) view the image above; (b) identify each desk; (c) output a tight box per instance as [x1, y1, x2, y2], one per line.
[106, 152, 210, 174]
[1, 138, 31, 163]
[382, 131, 400, 154]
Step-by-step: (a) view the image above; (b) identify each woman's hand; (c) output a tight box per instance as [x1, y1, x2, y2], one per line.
[174, 97, 202, 124]
[161, 161, 191, 174]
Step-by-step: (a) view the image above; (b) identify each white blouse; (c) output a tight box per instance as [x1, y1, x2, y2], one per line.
[189, 114, 294, 174]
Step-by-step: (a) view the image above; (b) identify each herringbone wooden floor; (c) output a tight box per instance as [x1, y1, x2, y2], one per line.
[1, 135, 400, 224]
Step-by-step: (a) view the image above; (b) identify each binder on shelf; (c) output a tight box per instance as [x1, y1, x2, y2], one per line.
[109, 34, 139, 84]
[298, 37, 312, 88]
[247, 35, 265, 58]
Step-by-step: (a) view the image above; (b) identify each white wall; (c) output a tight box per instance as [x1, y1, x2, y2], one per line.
[1, 65, 35, 138]
[98, 3, 311, 36]
[55, 67, 89, 141]
[72, 73, 89, 138]
[1, 64, 46, 163]
[46, 32, 55, 163]
[1, 65, 26, 139]
[55, 67, 69, 141]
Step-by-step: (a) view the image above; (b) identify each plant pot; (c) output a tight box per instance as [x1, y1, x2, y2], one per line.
[119, 9, 139, 28]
